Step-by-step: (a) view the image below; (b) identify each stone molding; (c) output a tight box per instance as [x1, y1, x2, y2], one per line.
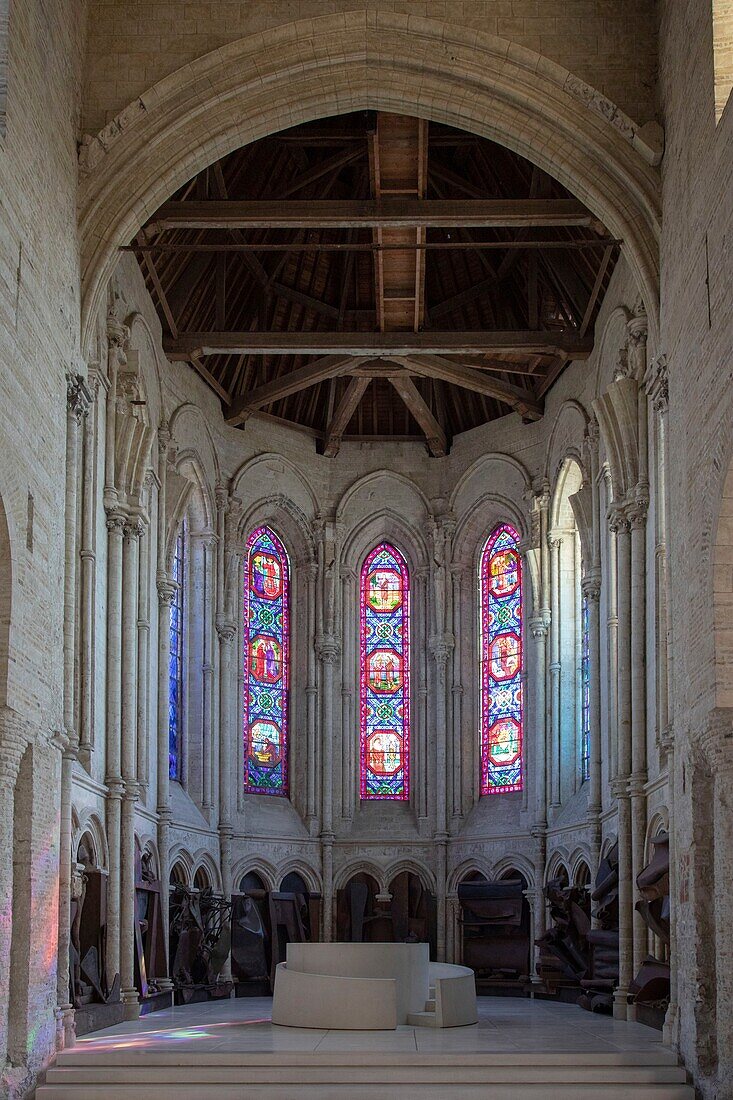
[66, 371, 93, 423]
[644, 354, 669, 414]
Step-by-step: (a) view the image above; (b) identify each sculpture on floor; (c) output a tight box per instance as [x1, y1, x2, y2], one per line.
[578, 842, 619, 1013]
[133, 847, 168, 1000]
[231, 878, 322, 992]
[457, 878, 530, 980]
[169, 885, 232, 1002]
[535, 878, 591, 987]
[630, 832, 671, 1018]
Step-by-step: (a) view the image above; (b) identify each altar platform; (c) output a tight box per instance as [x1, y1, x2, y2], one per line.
[36, 995, 693, 1098]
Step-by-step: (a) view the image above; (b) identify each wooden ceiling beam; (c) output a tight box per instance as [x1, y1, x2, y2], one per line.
[389, 374, 448, 457]
[148, 198, 596, 232]
[224, 354, 365, 426]
[321, 376, 371, 457]
[165, 330, 593, 359]
[278, 146, 365, 198]
[394, 354, 543, 421]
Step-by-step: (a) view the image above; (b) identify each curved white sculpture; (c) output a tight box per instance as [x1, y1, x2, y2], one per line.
[272, 942, 477, 1029]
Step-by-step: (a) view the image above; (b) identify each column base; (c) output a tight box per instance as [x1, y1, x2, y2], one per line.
[662, 1001, 679, 1049]
[121, 989, 141, 1020]
[612, 987, 628, 1020]
[54, 1005, 76, 1050]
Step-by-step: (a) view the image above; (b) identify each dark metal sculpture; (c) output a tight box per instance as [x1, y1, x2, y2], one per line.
[577, 842, 619, 1013]
[535, 879, 590, 987]
[458, 879, 530, 979]
[630, 832, 671, 1016]
[169, 885, 232, 1002]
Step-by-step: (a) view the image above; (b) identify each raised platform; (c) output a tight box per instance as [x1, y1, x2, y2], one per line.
[35, 996, 694, 1098]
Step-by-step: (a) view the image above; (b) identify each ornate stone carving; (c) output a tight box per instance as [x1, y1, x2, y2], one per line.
[66, 371, 92, 423]
[216, 620, 237, 645]
[608, 503, 630, 535]
[105, 509, 127, 534]
[316, 634, 341, 663]
[581, 571, 601, 602]
[529, 615, 550, 639]
[644, 354, 669, 414]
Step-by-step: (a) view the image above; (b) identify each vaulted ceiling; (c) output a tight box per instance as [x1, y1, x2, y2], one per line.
[130, 111, 619, 455]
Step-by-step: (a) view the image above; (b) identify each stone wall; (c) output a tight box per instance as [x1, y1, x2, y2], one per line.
[658, 1, 733, 1094]
[81, 0, 659, 137]
[0, 0, 87, 1095]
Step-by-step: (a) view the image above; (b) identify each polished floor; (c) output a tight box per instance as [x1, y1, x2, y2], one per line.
[68, 994, 667, 1055]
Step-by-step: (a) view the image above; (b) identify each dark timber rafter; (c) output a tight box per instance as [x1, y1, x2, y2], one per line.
[149, 197, 597, 232]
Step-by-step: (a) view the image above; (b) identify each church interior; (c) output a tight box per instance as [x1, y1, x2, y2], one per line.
[0, 2, 731, 1097]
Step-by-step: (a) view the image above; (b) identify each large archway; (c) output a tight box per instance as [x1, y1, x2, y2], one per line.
[78, 11, 661, 355]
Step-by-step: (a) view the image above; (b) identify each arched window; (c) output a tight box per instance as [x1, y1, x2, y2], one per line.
[480, 523, 523, 794]
[359, 542, 410, 800]
[168, 524, 185, 780]
[243, 526, 290, 795]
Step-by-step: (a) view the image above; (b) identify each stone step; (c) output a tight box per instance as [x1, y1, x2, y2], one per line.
[35, 1050, 695, 1099]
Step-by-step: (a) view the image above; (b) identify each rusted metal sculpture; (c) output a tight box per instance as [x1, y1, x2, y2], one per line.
[169, 885, 232, 1002]
[535, 879, 590, 988]
[458, 879, 530, 980]
[630, 832, 671, 1021]
[577, 842, 619, 1013]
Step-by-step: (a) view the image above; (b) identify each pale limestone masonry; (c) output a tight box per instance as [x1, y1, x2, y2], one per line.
[0, 4, 730, 1100]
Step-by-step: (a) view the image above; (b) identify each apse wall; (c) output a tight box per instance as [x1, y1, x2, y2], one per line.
[68, 240, 668, 971]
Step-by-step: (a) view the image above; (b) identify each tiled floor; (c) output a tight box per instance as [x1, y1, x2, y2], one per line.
[71, 995, 667, 1057]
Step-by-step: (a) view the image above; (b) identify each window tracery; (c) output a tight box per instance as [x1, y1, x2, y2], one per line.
[359, 542, 410, 800]
[480, 524, 523, 794]
[243, 526, 290, 795]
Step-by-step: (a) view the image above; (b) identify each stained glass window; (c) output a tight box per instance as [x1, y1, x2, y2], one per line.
[169, 525, 184, 780]
[243, 526, 290, 795]
[359, 543, 410, 800]
[581, 595, 590, 782]
[480, 524, 523, 794]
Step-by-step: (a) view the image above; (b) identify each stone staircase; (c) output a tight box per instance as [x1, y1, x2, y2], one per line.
[36, 1048, 695, 1098]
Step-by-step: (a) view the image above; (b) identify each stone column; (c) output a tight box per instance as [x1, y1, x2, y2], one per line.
[610, 504, 633, 1018]
[305, 562, 319, 829]
[201, 537, 215, 817]
[340, 569, 356, 822]
[79, 370, 103, 768]
[628, 494, 649, 974]
[415, 569, 429, 821]
[120, 518, 142, 1018]
[156, 576, 175, 975]
[584, 419, 603, 878]
[57, 372, 91, 1047]
[317, 636, 340, 940]
[430, 638, 450, 961]
[217, 619, 236, 979]
[0, 718, 25, 1065]
[104, 507, 125, 990]
[548, 534, 562, 808]
[136, 507, 152, 792]
[450, 568, 464, 820]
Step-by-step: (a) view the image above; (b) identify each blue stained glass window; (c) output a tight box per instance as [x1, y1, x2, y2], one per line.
[169, 526, 184, 780]
[480, 524, 523, 794]
[581, 595, 590, 782]
[359, 543, 410, 800]
[243, 526, 290, 795]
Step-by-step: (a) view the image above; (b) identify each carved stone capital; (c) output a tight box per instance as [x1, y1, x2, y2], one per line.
[628, 770, 648, 796]
[157, 579, 176, 607]
[429, 635, 453, 664]
[608, 503, 630, 535]
[123, 517, 144, 541]
[66, 371, 92, 423]
[529, 615, 550, 640]
[626, 491, 649, 529]
[106, 311, 130, 353]
[581, 570, 601, 602]
[105, 508, 127, 534]
[214, 484, 230, 514]
[610, 777, 629, 800]
[216, 620, 237, 645]
[316, 634, 341, 663]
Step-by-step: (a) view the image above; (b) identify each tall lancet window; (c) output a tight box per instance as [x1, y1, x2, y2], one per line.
[581, 595, 591, 782]
[243, 526, 290, 795]
[169, 525, 185, 780]
[359, 542, 410, 800]
[480, 523, 523, 794]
